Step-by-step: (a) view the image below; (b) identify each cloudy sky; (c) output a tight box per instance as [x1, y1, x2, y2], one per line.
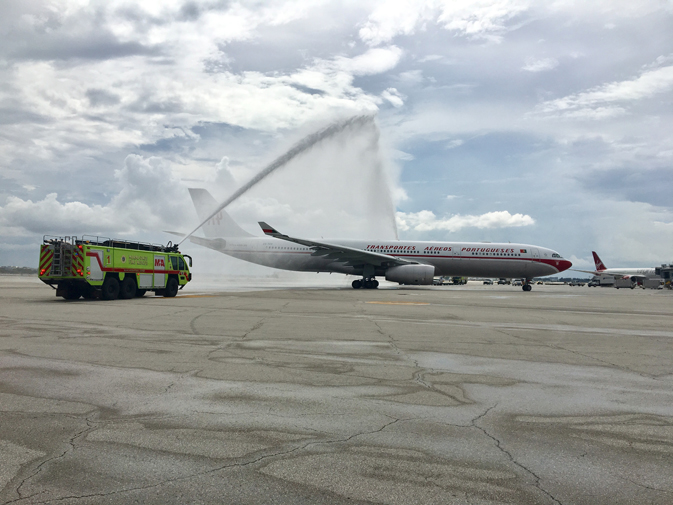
[1, 0, 672, 273]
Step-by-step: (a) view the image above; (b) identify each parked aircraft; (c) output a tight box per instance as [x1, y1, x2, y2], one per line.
[575, 251, 657, 282]
[181, 189, 572, 291]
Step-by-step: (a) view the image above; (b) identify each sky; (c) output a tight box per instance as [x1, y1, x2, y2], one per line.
[1, 0, 672, 274]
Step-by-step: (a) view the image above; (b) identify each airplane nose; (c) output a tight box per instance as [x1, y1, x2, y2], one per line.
[558, 259, 572, 272]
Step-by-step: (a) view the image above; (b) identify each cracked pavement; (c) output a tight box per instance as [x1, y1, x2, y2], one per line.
[1, 276, 673, 504]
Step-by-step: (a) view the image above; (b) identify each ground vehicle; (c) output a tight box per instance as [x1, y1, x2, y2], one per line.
[569, 280, 586, 286]
[587, 279, 600, 287]
[39, 235, 192, 300]
[497, 279, 508, 285]
[614, 278, 636, 289]
[511, 279, 523, 286]
[483, 279, 493, 285]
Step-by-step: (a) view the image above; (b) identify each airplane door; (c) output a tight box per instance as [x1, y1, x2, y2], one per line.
[532, 248, 540, 259]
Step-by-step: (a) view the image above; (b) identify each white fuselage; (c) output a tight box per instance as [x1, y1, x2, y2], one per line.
[596, 268, 657, 279]
[199, 236, 572, 279]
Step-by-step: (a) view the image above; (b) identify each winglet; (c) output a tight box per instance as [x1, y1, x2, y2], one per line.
[259, 222, 281, 236]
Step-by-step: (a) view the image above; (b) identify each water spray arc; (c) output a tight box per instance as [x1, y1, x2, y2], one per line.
[179, 114, 390, 245]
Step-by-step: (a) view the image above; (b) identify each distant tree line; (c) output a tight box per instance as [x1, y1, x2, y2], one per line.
[0, 266, 38, 275]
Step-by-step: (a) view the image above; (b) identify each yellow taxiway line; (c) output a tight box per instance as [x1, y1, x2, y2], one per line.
[365, 301, 430, 306]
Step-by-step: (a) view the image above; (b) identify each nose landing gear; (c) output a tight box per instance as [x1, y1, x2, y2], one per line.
[352, 278, 379, 289]
[523, 280, 533, 291]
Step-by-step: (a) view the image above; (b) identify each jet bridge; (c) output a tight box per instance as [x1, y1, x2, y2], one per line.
[655, 264, 673, 289]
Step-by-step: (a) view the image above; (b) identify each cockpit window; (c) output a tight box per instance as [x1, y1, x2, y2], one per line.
[552, 253, 561, 258]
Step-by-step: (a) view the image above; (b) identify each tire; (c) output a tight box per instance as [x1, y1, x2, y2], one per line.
[135, 289, 146, 298]
[101, 276, 120, 300]
[164, 277, 179, 297]
[64, 283, 81, 300]
[119, 276, 137, 299]
[352, 280, 362, 289]
[372, 280, 379, 288]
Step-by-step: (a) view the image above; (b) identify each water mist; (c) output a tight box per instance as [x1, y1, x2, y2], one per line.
[182, 114, 399, 244]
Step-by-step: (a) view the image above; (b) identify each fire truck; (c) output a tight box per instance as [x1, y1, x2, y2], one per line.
[38, 235, 192, 300]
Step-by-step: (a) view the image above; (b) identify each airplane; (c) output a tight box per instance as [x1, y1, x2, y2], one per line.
[180, 188, 572, 291]
[574, 251, 657, 283]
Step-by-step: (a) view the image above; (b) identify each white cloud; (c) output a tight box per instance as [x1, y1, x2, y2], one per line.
[381, 87, 405, 107]
[0, 194, 118, 236]
[397, 70, 424, 84]
[418, 54, 443, 63]
[334, 46, 403, 76]
[536, 62, 673, 118]
[522, 57, 558, 72]
[437, 0, 529, 41]
[214, 156, 238, 189]
[359, 1, 435, 46]
[359, 0, 529, 46]
[0, 155, 192, 236]
[396, 209, 535, 232]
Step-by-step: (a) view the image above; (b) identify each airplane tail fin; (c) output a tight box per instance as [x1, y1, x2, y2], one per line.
[188, 188, 253, 238]
[592, 251, 607, 271]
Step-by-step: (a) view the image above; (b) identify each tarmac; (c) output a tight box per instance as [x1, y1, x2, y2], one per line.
[1, 275, 672, 504]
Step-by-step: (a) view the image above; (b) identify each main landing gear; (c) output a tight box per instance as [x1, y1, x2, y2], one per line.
[522, 280, 533, 292]
[352, 278, 379, 289]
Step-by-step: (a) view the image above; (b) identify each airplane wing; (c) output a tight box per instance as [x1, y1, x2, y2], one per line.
[258, 222, 417, 268]
[571, 268, 600, 276]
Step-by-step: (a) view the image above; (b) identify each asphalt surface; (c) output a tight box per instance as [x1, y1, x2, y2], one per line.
[1, 275, 672, 504]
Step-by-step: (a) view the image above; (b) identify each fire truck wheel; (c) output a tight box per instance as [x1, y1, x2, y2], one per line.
[119, 276, 137, 299]
[164, 277, 179, 297]
[64, 283, 82, 300]
[101, 276, 120, 300]
[135, 289, 146, 297]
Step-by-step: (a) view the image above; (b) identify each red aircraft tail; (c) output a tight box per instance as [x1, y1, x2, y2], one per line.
[592, 251, 607, 271]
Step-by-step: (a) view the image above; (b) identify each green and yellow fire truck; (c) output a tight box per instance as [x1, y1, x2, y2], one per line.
[38, 235, 192, 300]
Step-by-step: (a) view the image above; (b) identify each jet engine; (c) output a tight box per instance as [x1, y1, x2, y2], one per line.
[385, 264, 435, 285]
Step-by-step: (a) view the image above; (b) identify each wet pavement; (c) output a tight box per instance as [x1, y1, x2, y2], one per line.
[1, 276, 672, 504]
